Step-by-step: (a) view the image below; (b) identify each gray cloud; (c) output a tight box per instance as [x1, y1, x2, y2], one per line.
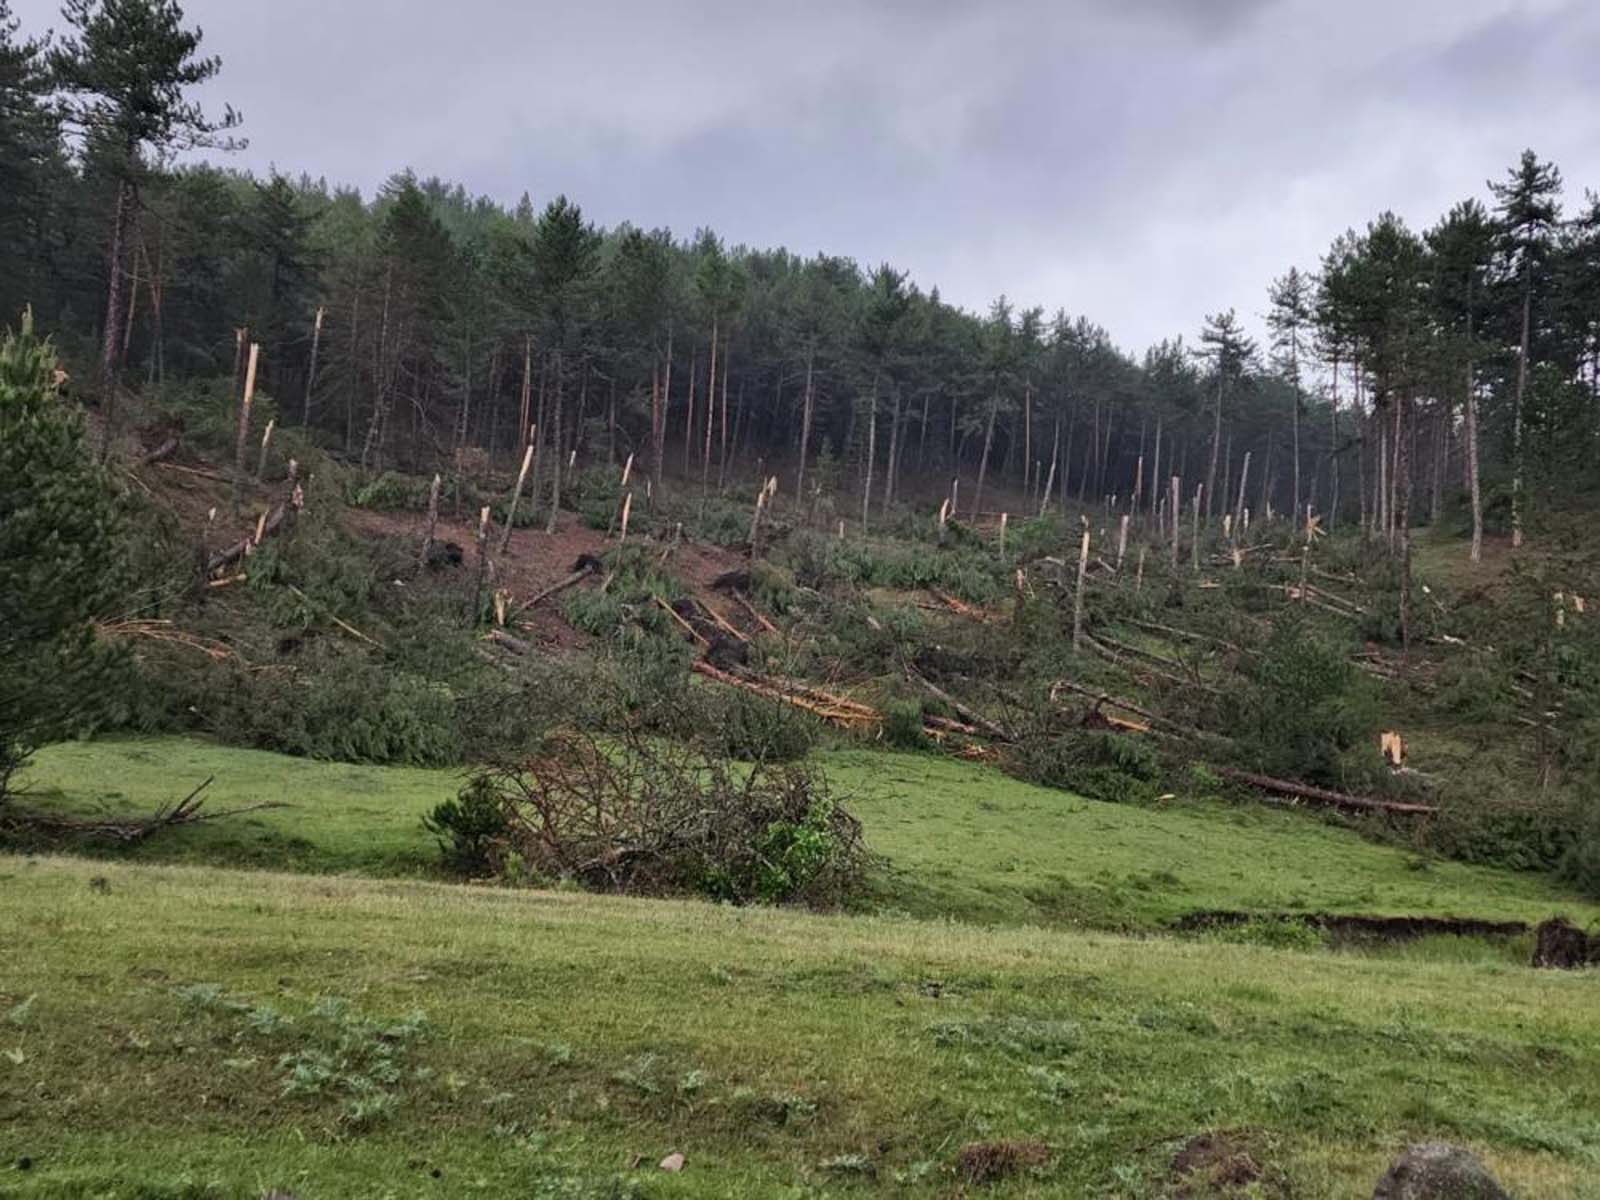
[13, 0, 1600, 350]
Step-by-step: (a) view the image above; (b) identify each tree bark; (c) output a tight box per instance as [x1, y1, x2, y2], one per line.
[796, 345, 816, 505]
[96, 170, 136, 455]
[974, 393, 997, 513]
[1511, 271, 1531, 548]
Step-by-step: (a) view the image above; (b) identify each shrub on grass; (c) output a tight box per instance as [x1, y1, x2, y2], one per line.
[423, 774, 511, 874]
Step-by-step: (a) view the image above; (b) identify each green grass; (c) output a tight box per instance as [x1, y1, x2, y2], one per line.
[3, 854, 1599, 1199]
[17, 738, 1598, 932]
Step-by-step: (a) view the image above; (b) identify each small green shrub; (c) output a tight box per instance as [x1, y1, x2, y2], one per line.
[424, 775, 512, 875]
[1008, 729, 1162, 803]
[1238, 614, 1379, 785]
[707, 690, 821, 763]
[882, 699, 930, 751]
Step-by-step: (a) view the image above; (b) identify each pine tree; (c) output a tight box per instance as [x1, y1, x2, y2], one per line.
[49, 0, 242, 447]
[1489, 150, 1563, 547]
[1196, 309, 1256, 519]
[1267, 267, 1313, 518]
[0, 310, 126, 801]
[0, 1, 61, 324]
[1426, 200, 1495, 562]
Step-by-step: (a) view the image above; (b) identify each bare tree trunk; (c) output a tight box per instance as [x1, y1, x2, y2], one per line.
[1061, 408, 1077, 515]
[882, 386, 901, 516]
[232, 342, 260, 515]
[344, 293, 360, 454]
[717, 339, 732, 492]
[1022, 380, 1033, 493]
[683, 349, 697, 475]
[1511, 274, 1530, 548]
[1039, 418, 1060, 518]
[608, 376, 617, 466]
[546, 351, 564, 533]
[499, 443, 534, 553]
[1169, 476, 1180, 569]
[1150, 415, 1162, 520]
[654, 329, 672, 492]
[419, 473, 441, 564]
[861, 371, 878, 533]
[96, 170, 136, 456]
[918, 390, 931, 473]
[702, 318, 718, 492]
[1206, 377, 1225, 518]
[1072, 523, 1090, 651]
[1328, 355, 1340, 530]
[1397, 393, 1414, 661]
[796, 346, 816, 504]
[974, 394, 997, 513]
[1466, 353, 1484, 564]
[303, 304, 324, 426]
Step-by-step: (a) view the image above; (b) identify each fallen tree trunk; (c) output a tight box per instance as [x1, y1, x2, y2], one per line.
[1047, 678, 1204, 740]
[139, 435, 180, 467]
[731, 591, 779, 635]
[1, 777, 287, 843]
[483, 628, 535, 657]
[512, 564, 595, 618]
[1214, 766, 1436, 816]
[207, 501, 291, 573]
[909, 671, 1014, 743]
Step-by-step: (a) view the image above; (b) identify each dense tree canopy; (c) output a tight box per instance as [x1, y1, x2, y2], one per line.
[3, 1, 1598, 545]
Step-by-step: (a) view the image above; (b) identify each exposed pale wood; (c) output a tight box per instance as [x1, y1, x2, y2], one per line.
[499, 440, 535, 553]
[1071, 522, 1090, 650]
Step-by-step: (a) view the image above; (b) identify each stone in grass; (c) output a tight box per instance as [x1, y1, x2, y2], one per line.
[659, 1152, 685, 1172]
[1371, 1143, 1509, 1200]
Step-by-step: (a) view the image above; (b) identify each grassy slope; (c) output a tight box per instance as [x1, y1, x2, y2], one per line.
[4, 855, 1599, 1199]
[19, 738, 1598, 932]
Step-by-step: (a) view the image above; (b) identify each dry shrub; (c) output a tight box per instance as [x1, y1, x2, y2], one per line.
[462, 725, 874, 908]
[956, 1139, 1050, 1185]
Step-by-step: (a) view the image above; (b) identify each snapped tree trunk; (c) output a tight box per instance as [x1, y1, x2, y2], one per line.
[303, 304, 324, 426]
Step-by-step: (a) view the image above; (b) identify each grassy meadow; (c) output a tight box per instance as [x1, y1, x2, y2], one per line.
[3, 854, 1599, 1198]
[17, 737, 1598, 932]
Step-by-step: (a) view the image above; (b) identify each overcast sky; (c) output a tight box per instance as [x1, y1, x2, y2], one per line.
[14, 0, 1600, 351]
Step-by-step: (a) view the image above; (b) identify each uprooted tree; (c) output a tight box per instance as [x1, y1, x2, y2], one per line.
[0, 309, 128, 804]
[425, 722, 875, 908]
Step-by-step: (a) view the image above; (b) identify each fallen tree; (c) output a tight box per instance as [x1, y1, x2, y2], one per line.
[1, 777, 287, 843]
[1213, 766, 1437, 816]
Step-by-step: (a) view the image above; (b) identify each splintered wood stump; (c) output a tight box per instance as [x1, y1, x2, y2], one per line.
[1071, 523, 1090, 650]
